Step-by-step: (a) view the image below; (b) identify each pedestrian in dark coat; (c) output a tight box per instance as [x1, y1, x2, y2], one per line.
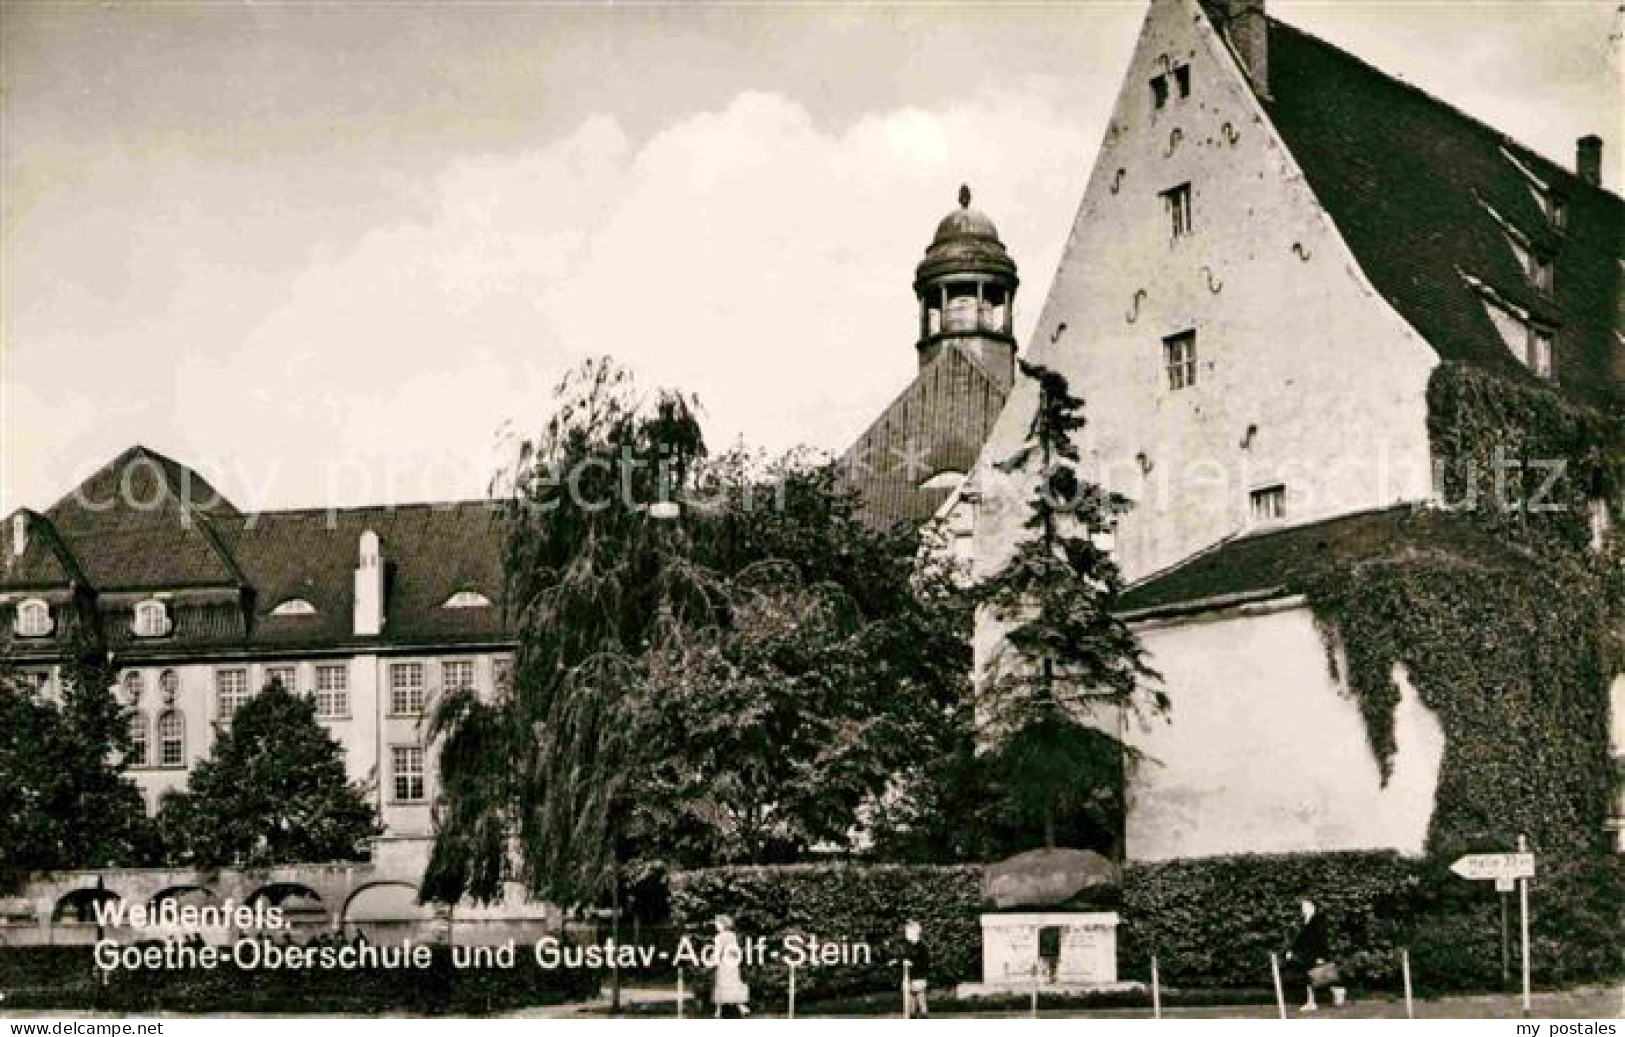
[1283, 899, 1333, 1012]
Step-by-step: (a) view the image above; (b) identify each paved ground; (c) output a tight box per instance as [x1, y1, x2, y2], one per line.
[522, 984, 1623, 1019]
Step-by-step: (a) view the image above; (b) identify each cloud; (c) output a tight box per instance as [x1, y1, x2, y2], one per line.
[5, 89, 1093, 511]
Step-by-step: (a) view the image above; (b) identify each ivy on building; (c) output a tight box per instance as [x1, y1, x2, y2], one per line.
[1300, 362, 1621, 861]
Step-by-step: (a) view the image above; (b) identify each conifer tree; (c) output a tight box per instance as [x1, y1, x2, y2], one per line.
[976, 360, 1165, 851]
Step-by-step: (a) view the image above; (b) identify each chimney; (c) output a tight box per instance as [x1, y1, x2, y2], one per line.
[353, 529, 384, 636]
[1210, 0, 1270, 99]
[1576, 135, 1602, 186]
[11, 514, 26, 558]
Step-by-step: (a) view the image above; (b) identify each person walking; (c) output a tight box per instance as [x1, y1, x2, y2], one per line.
[1283, 898, 1336, 1012]
[709, 915, 750, 1018]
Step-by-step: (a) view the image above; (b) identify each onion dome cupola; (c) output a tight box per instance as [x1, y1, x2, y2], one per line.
[914, 184, 1019, 386]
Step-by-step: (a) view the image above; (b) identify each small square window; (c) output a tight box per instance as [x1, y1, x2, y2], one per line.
[390, 662, 426, 716]
[1174, 65, 1191, 98]
[391, 745, 426, 803]
[1163, 331, 1197, 391]
[1150, 74, 1169, 109]
[1161, 183, 1193, 238]
[1250, 485, 1287, 523]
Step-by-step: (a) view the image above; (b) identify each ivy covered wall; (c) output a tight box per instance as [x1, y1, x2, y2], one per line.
[1301, 362, 1621, 861]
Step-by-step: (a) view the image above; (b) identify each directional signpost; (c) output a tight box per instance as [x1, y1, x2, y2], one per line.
[1451, 836, 1536, 1015]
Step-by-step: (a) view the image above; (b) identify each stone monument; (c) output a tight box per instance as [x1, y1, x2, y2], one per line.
[957, 847, 1135, 997]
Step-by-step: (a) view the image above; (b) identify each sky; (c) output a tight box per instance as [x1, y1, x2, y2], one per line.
[3, 0, 1619, 513]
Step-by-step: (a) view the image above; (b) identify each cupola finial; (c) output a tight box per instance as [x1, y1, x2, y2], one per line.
[958, 184, 971, 209]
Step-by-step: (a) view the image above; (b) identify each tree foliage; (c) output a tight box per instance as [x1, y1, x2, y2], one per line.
[0, 644, 153, 891]
[156, 679, 380, 868]
[425, 357, 974, 907]
[975, 360, 1163, 851]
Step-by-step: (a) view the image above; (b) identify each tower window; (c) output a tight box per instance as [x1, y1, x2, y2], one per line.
[13, 599, 52, 638]
[1174, 65, 1191, 98]
[391, 745, 426, 803]
[1163, 331, 1198, 390]
[1162, 184, 1193, 238]
[1250, 485, 1287, 523]
[1150, 74, 1169, 109]
[156, 710, 185, 768]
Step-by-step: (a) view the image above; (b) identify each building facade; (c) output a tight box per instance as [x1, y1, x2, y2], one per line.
[1, 446, 514, 867]
[970, 0, 1623, 857]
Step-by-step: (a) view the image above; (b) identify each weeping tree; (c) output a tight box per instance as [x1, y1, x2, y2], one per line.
[976, 360, 1165, 853]
[424, 357, 717, 908]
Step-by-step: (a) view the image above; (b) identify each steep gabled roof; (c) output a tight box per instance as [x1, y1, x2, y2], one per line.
[840, 344, 1011, 529]
[0, 510, 86, 591]
[43, 445, 245, 590]
[1263, 19, 1623, 409]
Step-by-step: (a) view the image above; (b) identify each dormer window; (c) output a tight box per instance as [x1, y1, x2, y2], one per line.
[13, 598, 52, 638]
[133, 600, 170, 638]
[271, 598, 316, 617]
[1528, 251, 1554, 294]
[1545, 193, 1567, 230]
[442, 590, 493, 609]
[1528, 326, 1555, 380]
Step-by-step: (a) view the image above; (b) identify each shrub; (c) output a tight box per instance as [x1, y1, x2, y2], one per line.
[668, 863, 982, 1002]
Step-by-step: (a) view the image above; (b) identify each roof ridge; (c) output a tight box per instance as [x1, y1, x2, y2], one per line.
[1266, 18, 1620, 205]
[240, 497, 504, 520]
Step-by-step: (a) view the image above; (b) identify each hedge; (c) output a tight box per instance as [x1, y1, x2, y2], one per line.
[0, 942, 601, 1014]
[669, 852, 1623, 1002]
[668, 863, 982, 1001]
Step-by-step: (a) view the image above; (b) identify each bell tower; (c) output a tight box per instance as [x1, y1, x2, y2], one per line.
[914, 185, 1020, 388]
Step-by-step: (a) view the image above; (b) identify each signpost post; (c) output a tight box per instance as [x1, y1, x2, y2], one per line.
[1450, 838, 1535, 1016]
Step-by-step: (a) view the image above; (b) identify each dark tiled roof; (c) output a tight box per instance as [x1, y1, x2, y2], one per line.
[4, 447, 511, 657]
[1117, 505, 1526, 617]
[840, 344, 1010, 529]
[1263, 20, 1623, 409]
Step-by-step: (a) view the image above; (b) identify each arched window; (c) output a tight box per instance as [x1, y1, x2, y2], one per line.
[128, 711, 149, 767]
[121, 670, 145, 704]
[133, 600, 170, 638]
[159, 668, 179, 703]
[13, 599, 52, 638]
[156, 710, 185, 768]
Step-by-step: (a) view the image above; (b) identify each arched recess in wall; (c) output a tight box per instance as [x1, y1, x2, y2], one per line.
[246, 882, 328, 932]
[53, 887, 120, 924]
[340, 881, 434, 941]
